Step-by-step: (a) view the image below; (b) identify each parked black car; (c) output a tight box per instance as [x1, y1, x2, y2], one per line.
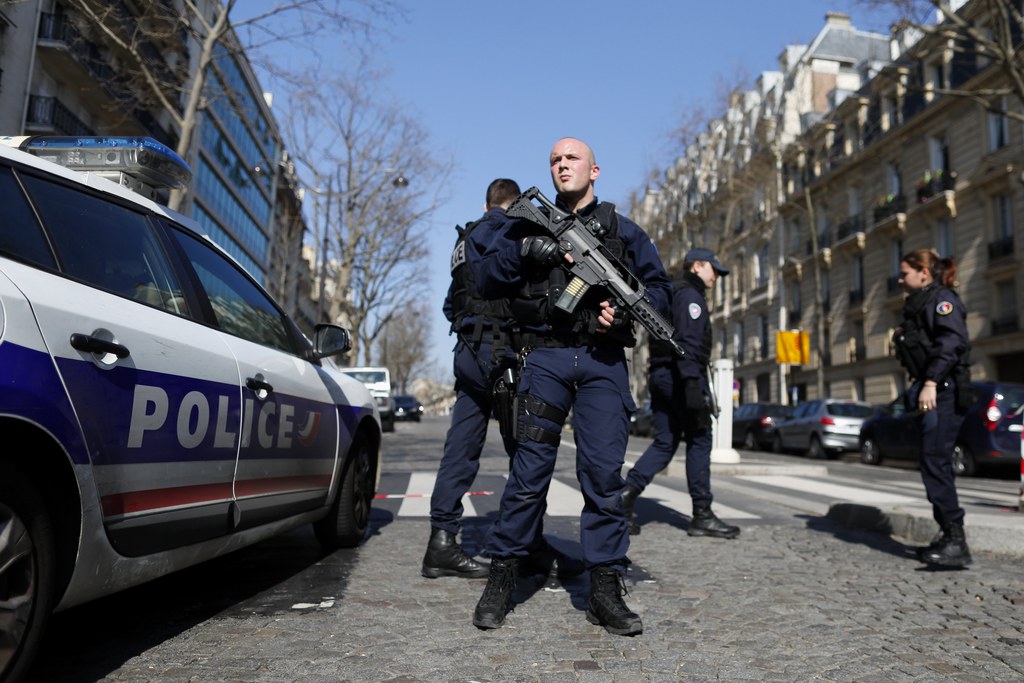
[394, 395, 424, 422]
[732, 403, 794, 451]
[858, 381, 1024, 476]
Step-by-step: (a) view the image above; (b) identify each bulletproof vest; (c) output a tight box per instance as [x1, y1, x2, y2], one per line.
[449, 220, 511, 335]
[892, 285, 934, 380]
[650, 272, 711, 363]
[508, 201, 625, 329]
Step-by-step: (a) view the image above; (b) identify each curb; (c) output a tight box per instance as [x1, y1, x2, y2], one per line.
[825, 502, 1024, 556]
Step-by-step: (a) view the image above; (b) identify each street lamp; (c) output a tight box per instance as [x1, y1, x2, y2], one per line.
[314, 170, 409, 323]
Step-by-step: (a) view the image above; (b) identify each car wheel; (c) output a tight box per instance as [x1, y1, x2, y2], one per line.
[314, 433, 374, 549]
[0, 462, 57, 683]
[807, 435, 825, 459]
[952, 443, 976, 478]
[772, 433, 783, 454]
[742, 430, 757, 451]
[382, 415, 395, 433]
[860, 437, 881, 465]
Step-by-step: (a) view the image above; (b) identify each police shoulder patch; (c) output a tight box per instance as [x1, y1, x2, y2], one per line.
[688, 302, 703, 320]
[936, 301, 953, 316]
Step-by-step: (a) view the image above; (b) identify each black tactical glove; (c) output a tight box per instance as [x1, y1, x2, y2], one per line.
[684, 378, 708, 411]
[520, 236, 563, 266]
[609, 305, 631, 329]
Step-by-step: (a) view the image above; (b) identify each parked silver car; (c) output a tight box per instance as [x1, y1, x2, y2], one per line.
[772, 398, 875, 458]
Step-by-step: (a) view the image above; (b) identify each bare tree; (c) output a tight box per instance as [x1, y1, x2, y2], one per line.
[860, 0, 1024, 120]
[376, 302, 432, 394]
[281, 61, 453, 365]
[60, 0, 400, 210]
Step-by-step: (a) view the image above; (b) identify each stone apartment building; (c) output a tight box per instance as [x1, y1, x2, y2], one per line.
[632, 3, 1024, 408]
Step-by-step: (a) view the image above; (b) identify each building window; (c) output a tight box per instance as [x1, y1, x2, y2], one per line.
[989, 193, 1014, 261]
[822, 271, 831, 313]
[993, 279, 1019, 335]
[882, 95, 898, 131]
[929, 135, 950, 174]
[888, 240, 903, 292]
[850, 255, 864, 305]
[925, 59, 947, 103]
[754, 245, 770, 289]
[734, 322, 745, 365]
[886, 162, 902, 197]
[758, 315, 769, 361]
[936, 218, 953, 257]
[988, 96, 1009, 151]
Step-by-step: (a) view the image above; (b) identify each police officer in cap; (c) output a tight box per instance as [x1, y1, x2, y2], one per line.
[894, 248, 972, 568]
[467, 137, 671, 635]
[621, 247, 739, 539]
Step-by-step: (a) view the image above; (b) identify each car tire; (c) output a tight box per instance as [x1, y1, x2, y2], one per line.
[382, 415, 395, 433]
[860, 437, 881, 465]
[314, 433, 374, 549]
[772, 433, 783, 454]
[742, 430, 757, 451]
[807, 435, 825, 459]
[952, 443, 976, 478]
[0, 462, 57, 683]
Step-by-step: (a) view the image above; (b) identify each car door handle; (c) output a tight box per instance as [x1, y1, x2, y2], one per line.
[246, 376, 274, 396]
[69, 333, 130, 359]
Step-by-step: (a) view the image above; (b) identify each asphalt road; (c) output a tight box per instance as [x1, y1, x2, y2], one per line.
[29, 415, 1024, 682]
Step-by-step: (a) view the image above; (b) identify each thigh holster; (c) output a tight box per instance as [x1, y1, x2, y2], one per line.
[514, 394, 567, 446]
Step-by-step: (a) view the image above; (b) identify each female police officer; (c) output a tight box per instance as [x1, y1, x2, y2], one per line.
[893, 248, 972, 568]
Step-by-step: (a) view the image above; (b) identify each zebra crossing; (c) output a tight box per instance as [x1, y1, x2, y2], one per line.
[373, 468, 1017, 521]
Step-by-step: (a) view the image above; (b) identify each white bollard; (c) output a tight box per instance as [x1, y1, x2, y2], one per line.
[710, 359, 741, 464]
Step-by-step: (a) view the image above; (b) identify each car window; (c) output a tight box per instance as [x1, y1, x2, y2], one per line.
[767, 405, 793, 418]
[993, 385, 1024, 414]
[346, 371, 388, 384]
[828, 403, 874, 418]
[20, 173, 188, 315]
[170, 227, 293, 353]
[0, 166, 57, 268]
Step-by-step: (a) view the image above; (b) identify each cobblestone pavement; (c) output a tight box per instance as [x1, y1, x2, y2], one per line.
[44, 511, 1023, 682]
[30, 419, 1024, 682]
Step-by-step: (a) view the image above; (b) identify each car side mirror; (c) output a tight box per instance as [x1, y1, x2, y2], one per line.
[312, 323, 352, 359]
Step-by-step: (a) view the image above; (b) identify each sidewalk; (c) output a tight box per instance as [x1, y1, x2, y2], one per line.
[667, 455, 1024, 557]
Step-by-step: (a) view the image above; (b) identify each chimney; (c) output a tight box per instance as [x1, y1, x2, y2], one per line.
[825, 11, 852, 28]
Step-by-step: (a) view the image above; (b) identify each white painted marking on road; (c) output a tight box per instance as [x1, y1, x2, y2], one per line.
[544, 476, 584, 516]
[399, 472, 477, 517]
[737, 475, 918, 505]
[642, 481, 760, 519]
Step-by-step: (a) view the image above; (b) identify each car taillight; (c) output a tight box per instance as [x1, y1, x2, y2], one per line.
[983, 398, 1002, 431]
[760, 416, 774, 426]
[820, 417, 835, 425]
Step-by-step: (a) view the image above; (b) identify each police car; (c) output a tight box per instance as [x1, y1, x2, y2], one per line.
[0, 136, 382, 683]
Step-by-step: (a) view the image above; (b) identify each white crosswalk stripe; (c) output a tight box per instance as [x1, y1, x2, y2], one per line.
[641, 481, 760, 519]
[397, 472, 478, 517]
[736, 475, 919, 506]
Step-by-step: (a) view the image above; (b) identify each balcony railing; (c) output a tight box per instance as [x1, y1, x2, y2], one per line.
[988, 236, 1015, 261]
[992, 314, 1020, 336]
[26, 96, 93, 136]
[836, 214, 864, 241]
[849, 289, 864, 306]
[915, 170, 957, 203]
[873, 195, 907, 223]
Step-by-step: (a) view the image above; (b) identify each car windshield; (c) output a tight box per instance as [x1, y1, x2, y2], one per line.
[827, 403, 874, 418]
[345, 371, 386, 384]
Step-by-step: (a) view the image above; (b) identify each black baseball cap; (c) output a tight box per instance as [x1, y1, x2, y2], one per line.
[685, 247, 730, 275]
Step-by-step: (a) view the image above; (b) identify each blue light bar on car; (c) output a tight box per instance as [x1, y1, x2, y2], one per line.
[5, 136, 192, 190]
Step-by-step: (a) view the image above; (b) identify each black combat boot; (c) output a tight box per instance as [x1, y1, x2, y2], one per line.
[688, 507, 740, 539]
[586, 566, 642, 636]
[421, 528, 489, 579]
[920, 523, 972, 568]
[521, 539, 585, 579]
[620, 484, 642, 535]
[914, 528, 947, 562]
[473, 558, 518, 629]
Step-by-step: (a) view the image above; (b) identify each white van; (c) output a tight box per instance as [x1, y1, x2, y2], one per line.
[340, 366, 396, 432]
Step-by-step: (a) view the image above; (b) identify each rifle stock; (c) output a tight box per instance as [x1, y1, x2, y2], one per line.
[506, 187, 683, 357]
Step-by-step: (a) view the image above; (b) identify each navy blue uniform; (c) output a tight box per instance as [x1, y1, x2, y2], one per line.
[898, 283, 970, 528]
[431, 208, 517, 535]
[469, 198, 670, 570]
[626, 271, 713, 507]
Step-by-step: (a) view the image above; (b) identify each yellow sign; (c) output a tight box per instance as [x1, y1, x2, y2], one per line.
[776, 330, 809, 364]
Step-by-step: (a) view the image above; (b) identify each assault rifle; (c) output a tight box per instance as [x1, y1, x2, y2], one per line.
[506, 186, 683, 357]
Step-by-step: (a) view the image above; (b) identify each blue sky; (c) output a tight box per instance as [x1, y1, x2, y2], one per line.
[250, 1, 900, 381]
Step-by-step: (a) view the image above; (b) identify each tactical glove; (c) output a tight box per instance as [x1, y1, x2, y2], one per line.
[520, 236, 563, 266]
